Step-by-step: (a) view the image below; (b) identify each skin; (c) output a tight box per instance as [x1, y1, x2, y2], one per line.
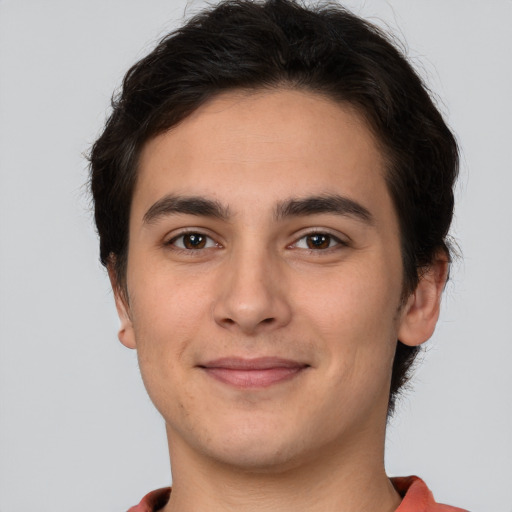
[111, 89, 447, 512]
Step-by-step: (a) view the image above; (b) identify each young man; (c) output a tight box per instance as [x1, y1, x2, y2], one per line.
[89, 1, 466, 510]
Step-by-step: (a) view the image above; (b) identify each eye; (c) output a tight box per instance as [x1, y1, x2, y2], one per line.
[169, 232, 218, 250]
[293, 232, 344, 250]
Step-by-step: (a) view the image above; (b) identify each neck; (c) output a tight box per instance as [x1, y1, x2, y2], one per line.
[162, 424, 400, 512]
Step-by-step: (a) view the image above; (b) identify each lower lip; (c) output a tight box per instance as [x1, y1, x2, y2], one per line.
[202, 367, 306, 388]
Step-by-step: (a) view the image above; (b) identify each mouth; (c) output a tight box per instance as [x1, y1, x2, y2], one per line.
[198, 357, 310, 389]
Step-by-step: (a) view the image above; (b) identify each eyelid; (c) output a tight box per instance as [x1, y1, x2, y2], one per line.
[164, 228, 223, 250]
[162, 227, 349, 251]
[289, 228, 350, 250]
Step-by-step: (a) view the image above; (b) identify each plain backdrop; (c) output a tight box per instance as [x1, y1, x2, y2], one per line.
[1, 1, 511, 511]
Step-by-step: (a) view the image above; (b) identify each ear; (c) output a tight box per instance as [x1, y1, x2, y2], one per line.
[107, 262, 137, 350]
[397, 255, 449, 347]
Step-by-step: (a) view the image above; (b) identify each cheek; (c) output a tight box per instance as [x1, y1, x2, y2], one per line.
[127, 271, 213, 387]
[130, 263, 212, 336]
[296, 261, 402, 376]
[301, 261, 400, 331]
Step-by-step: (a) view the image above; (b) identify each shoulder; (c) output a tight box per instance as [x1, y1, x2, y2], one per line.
[392, 476, 469, 512]
[126, 487, 171, 512]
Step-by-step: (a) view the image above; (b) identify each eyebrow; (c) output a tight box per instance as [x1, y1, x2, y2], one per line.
[143, 195, 230, 224]
[275, 194, 374, 224]
[142, 193, 373, 225]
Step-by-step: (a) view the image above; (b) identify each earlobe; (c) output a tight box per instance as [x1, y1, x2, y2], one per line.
[107, 262, 137, 350]
[397, 256, 449, 347]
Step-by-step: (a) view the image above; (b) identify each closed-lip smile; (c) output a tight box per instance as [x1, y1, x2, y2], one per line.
[198, 357, 309, 388]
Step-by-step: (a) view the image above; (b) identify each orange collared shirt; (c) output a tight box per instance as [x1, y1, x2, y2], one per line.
[392, 476, 468, 511]
[127, 476, 468, 511]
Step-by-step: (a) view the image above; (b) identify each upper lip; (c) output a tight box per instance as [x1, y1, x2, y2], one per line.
[199, 357, 309, 370]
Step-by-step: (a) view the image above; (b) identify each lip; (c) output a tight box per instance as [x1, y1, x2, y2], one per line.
[198, 357, 309, 389]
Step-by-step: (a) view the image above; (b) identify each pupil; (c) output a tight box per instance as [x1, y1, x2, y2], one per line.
[308, 234, 329, 249]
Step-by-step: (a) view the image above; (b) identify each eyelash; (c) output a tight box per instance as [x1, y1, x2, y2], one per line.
[164, 229, 348, 254]
[165, 231, 221, 252]
[290, 231, 348, 252]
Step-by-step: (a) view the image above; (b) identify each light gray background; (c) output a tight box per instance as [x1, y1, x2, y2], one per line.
[1, 1, 511, 511]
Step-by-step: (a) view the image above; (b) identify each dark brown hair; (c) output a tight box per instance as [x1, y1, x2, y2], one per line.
[89, 0, 458, 414]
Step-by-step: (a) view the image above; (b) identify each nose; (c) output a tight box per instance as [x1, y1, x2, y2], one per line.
[212, 248, 292, 335]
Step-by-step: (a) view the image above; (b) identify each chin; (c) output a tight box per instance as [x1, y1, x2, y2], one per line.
[209, 439, 304, 474]
[192, 415, 309, 473]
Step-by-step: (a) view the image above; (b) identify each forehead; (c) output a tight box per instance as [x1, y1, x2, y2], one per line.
[134, 88, 390, 219]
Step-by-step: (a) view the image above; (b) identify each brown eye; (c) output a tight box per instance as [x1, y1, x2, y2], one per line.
[183, 233, 206, 249]
[292, 232, 346, 251]
[306, 234, 332, 249]
[170, 232, 217, 250]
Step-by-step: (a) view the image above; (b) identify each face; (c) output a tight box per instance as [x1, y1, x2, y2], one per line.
[115, 89, 426, 472]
